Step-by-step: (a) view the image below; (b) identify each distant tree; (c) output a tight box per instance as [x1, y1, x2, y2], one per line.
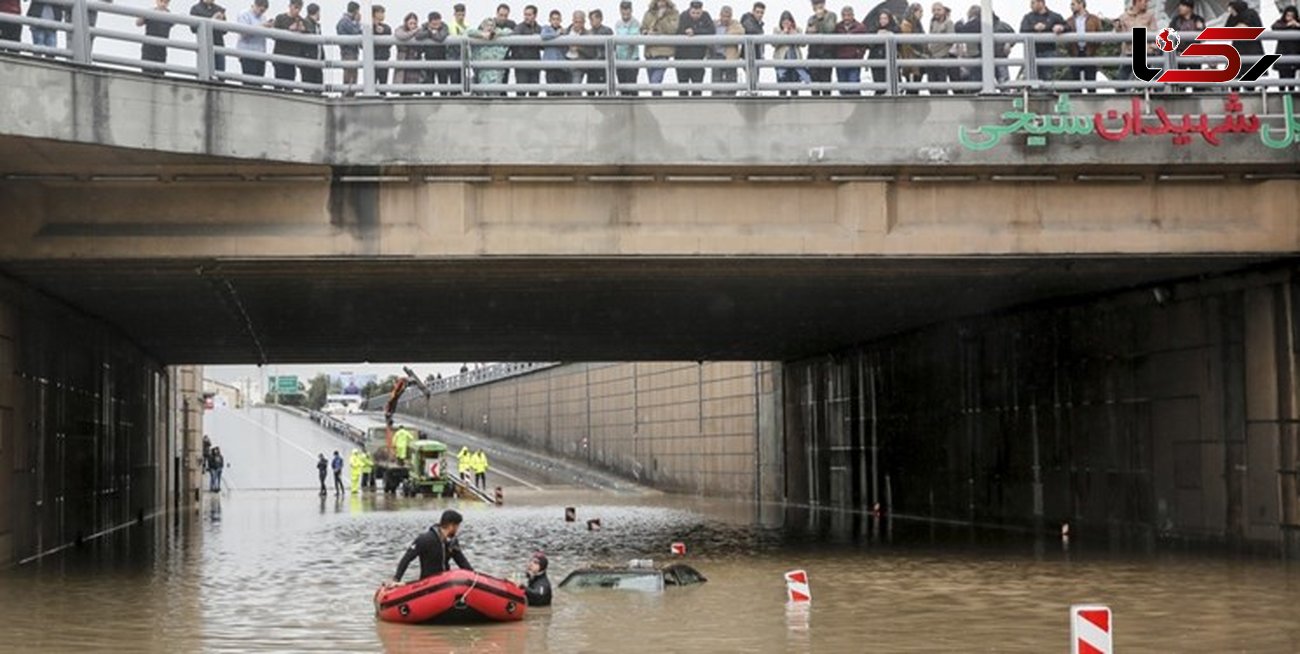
[306, 373, 330, 410]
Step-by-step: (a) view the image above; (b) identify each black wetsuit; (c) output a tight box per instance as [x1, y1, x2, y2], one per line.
[393, 528, 473, 581]
[524, 572, 552, 606]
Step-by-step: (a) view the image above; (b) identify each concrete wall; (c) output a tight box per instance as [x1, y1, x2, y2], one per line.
[395, 362, 783, 499]
[783, 266, 1300, 549]
[4, 177, 1299, 260]
[3, 56, 1299, 169]
[0, 274, 184, 568]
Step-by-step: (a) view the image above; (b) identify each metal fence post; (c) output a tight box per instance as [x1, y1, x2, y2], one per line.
[1024, 35, 1037, 81]
[743, 35, 757, 95]
[605, 37, 617, 96]
[460, 39, 471, 95]
[196, 21, 214, 81]
[979, 0, 994, 93]
[361, 28, 376, 95]
[885, 34, 898, 95]
[70, 0, 91, 64]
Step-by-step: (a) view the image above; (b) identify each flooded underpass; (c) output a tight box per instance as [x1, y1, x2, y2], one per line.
[4, 489, 1300, 652]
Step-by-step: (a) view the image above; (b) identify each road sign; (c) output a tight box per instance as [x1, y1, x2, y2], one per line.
[269, 376, 301, 395]
[784, 570, 811, 603]
[671, 542, 686, 556]
[1071, 605, 1113, 654]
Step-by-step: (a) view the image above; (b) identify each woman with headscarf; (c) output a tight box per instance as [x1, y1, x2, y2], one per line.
[868, 8, 899, 93]
[467, 17, 513, 91]
[1225, 1, 1263, 59]
[394, 12, 425, 88]
[1273, 6, 1300, 88]
[772, 10, 811, 94]
[898, 2, 925, 88]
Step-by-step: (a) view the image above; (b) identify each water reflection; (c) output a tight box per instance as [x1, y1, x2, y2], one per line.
[2, 490, 1300, 652]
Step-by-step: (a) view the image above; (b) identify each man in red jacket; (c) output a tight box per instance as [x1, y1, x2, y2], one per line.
[0, 0, 21, 46]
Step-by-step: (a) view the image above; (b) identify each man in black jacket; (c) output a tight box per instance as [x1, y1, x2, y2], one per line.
[390, 510, 474, 583]
[521, 552, 552, 606]
[1020, 0, 1065, 81]
[190, 0, 228, 72]
[676, 0, 714, 95]
[512, 4, 543, 95]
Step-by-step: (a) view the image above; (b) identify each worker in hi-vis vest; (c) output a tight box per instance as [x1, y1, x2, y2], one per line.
[456, 446, 472, 483]
[392, 426, 414, 462]
[348, 449, 364, 494]
[472, 449, 488, 490]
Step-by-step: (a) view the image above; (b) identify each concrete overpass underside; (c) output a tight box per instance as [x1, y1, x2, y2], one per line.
[0, 256, 1282, 363]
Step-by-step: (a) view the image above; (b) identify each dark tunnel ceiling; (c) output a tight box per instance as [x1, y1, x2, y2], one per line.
[0, 256, 1284, 364]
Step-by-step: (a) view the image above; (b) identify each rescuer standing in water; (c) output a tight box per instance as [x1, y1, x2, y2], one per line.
[388, 510, 473, 583]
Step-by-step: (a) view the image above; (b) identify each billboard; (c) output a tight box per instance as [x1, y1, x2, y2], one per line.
[330, 372, 377, 395]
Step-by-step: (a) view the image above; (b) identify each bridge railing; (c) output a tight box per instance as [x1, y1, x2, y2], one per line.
[307, 408, 366, 445]
[2, 1, 1299, 96]
[360, 362, 562, 411]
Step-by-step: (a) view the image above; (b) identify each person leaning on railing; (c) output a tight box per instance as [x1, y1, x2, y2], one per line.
[805, 0, 836, 95]
[832, 5, 866, 95]
[898, 3, 925, 89]
[1274, 6, 1300, 89]
[445, 3, 466, 92]
[394, 11, 424, 88]
[235, 0, 271, 80]
[137, 0, 174, 74]
[676, 0, 714, 96]
[512, 5, 543, 95]
[335, 0, 361, 90]
[371, 4, 392, 86]
[926, 2, 953, 92]
[540, 8, 567, 91]
[26, 0, 64, 51]
[1061, 0, 1102, 88]
[467, 16, 512, 92]
[564, 10, 593, 88]
[590, 8, 614, 93]
[712, 5, 744, 94]
[772, 10, 810, 94]
[0, 0, 20, 47]
[867, 8, 898, 92]
[271, 0, 305, 83]
[421, 11, 451, 93]
[1112, 0, 1155, 87]
[614, 0, 641, 94]
[641, 0, 679, 95]
[189, 0, 228, 72]
[302, 2, 323, 86]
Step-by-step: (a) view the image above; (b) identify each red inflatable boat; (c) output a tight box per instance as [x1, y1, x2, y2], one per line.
[375, 570, 528, 624]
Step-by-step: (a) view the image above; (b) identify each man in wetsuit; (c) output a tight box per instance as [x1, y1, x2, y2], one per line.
[521, 551, 552, 606]
[389, 509, 473, 583]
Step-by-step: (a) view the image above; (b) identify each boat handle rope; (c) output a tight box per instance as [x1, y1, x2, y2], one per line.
[455, 572, 481, 609]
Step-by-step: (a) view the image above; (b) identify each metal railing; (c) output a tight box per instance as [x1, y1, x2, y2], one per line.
[307, 408, 366, 444]
[2, 1, 1299, 96]
[361, 362, 561, 410]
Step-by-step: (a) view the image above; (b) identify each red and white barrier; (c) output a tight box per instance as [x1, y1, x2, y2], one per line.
[784, 570, 811, 603]
[1070, 605, 1112, 654]
[670, 542, 686, 556]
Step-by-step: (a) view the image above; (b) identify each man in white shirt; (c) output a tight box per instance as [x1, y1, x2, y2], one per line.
[236, 0, 271, 79]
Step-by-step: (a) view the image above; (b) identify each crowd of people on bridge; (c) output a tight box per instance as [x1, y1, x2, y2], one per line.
[2, 0, 1299, 92]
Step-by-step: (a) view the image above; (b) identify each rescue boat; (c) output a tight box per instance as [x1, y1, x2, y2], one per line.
[375, 569, 528, 624]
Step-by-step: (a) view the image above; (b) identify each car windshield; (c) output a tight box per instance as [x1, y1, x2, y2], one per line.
[560, 571, 664, 592]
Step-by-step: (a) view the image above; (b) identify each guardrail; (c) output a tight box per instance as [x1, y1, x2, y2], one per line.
[2, 0, 1299, 96]
[307, 408, 366, 445]
[362, 362, 561, 410]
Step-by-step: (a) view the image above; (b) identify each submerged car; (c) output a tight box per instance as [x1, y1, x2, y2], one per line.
[558, 561, 707, 592]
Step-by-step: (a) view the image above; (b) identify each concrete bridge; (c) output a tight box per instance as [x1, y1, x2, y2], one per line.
[2, 52, 1300, 565]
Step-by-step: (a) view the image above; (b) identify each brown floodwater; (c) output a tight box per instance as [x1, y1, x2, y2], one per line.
[3, 489, 1300, 652]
